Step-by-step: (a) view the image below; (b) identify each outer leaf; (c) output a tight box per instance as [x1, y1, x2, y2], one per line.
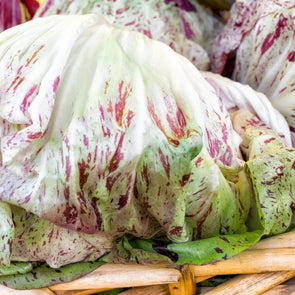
[184, 148, 251, 240]
[136, 134, 202, 242]
[246, 151, 295, 236]
[232, 109, 295, 236]
[202, 71, 292, 147]
[10, 206, 115, 268]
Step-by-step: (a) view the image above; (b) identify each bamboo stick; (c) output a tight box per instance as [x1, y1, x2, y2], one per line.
[198, 287, 214, 294]
[54, 288, 113, 295]
[262, 283, 295, 295]
[49, 263, 181, 291]
[188, 248, 295, 277]
[283, 276, 295, 285]
[250, 231, 295, 250]
[168, 265, 196, 295]
[119, 285, 170, 295]
[194, 275, 213, 283]
[201, 271, 295, 295]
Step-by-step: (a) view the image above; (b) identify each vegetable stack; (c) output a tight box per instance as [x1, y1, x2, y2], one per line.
[0, 0, 295, 290]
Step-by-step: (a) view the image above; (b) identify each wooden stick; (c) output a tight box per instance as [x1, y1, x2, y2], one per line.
[188, 248, 295, 277]
[199, 284, 295, 295]
[198, 287, 214, 294]
[54, 288, 113, 295]
[119, 285, 170, 295]
[168, 265, 196, 295]
[49, 263, 181, 291]
[262, 283, 295, 295]
[201, 271, 295, 295]
[194, 275, 213, 283]
[250, 231, 295, 250]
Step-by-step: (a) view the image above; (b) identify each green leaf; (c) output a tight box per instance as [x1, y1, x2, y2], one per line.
[123, 230, 263, 265]
[0, 262, 35, 276]
[166, 230, 263, 265]
[101, 236, 172, 265]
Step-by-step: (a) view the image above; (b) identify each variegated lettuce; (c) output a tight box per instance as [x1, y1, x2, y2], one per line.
[0, 14, 247, 268]
[211, 0, 295, 145]
[0, 13, 295, 289]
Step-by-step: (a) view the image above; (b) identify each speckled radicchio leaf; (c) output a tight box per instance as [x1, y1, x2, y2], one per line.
[200, 72, 295, 237]
[9, 206, 115, 267]
[232, 109, 295, 236]
[201, 71, 292, 147]
[210, 0, 295, 74]
[34, 0, 224, 70]
[0, 14, 246, 268]
[211, 0, 295, 145]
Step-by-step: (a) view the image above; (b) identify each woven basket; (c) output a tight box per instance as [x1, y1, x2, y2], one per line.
[3, 231, 295, 295]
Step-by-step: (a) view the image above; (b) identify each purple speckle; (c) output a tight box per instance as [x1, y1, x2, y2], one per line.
[288, 51, 295, 62]
[181, 16, 194, 39]
[20, 84, 38, 113]
[53, 76, 60, 93]
[261, 14, 288, 55]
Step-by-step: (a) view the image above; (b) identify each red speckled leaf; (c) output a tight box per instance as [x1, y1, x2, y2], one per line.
[211, 1, 295, 145]
[34, 0, 224, 70]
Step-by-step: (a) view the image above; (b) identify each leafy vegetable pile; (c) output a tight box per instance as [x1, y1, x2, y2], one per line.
[1, 0, 295, 290]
